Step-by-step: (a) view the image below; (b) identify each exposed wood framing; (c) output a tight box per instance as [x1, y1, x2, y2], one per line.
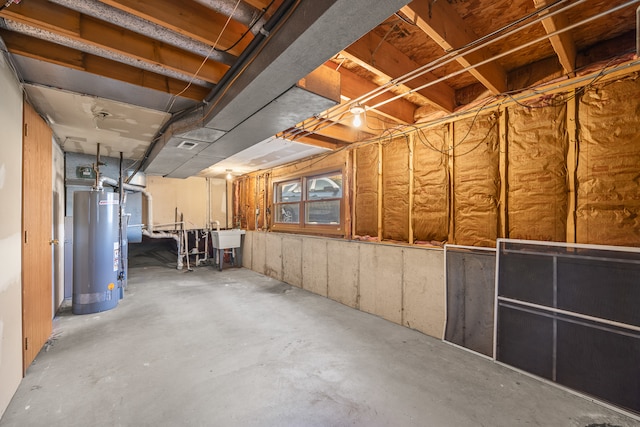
[325, 61, 417, 124]
[401, 0, 507, 94]
[377, 141, 383, 240]
[342, 32, 456, 112]
[534, 0, 576, 76]
[0, 30, 210, 100]
[98, 0, 251, 55]
[447, 123, 455, 244]
[1, 0, 229, 84]
[344, 151, 353, 239]
[351, 149, 357, 238]
[566, 91, 578, 243]
[498, 106, 508, 238]
[408, 132, 415, 244]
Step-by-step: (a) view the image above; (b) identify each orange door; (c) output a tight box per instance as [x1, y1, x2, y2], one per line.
[22, 101, 53, 374]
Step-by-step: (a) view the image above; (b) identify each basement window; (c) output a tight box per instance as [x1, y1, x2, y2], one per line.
[273, 171, 344, 234]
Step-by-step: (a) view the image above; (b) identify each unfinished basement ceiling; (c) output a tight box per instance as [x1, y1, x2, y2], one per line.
[1, 0, 638, 178]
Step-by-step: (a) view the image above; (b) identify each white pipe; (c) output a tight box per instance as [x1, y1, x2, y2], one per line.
[144, 192, 153, 233]
[142, 229, 183, 269]
[100, 176, 153, 232]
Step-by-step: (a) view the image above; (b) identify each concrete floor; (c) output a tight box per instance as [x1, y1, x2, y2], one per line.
[1, 246, 638, 426]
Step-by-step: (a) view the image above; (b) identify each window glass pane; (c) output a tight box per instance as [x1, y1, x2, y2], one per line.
[306, 173, 342, 200]
[306, 200, 340, 224]
[276, 180, 301, 203]
[275, 203, 300, 223]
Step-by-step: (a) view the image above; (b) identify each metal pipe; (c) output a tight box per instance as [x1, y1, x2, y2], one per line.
[192, 0, 264, 33]
[47, 0, 236, 66]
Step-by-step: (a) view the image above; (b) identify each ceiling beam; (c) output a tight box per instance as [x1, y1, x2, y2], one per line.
[289, 117, 376, 144]
[343, 32, 456, 112]
[401, 0, 507, 94]
[279, 129, 346, 150]
[1, 0, 229, 84]
[98, 0, 252, 56]
[324, 61, 417, 124]
[0, 30, 210, 101]
[533, 0, 576, 76]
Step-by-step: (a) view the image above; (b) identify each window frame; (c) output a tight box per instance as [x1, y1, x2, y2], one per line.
[271, 168, 345, 236]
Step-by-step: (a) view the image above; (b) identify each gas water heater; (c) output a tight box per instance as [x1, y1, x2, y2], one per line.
[72, 190, 121, 314]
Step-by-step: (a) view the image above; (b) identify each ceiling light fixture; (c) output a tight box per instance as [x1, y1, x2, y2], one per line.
[226, 169, 233, 180]
[350, 103, 365, 128]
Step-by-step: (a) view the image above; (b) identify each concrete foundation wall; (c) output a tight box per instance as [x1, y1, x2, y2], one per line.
[243, 231, 445, 339]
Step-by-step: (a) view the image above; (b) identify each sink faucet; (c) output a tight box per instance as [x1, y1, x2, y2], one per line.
[212, 220, 220, 231]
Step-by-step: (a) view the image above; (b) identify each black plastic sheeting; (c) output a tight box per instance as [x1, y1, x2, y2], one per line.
[496, 240, 640, 415]
[444, 246, 496, 357]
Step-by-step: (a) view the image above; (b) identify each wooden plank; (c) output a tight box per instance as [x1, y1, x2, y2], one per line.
[566, 91, 577, 243]
[99, 0, 251, 56]
[408, 132, 415, 244]
[351, 149, 357, 238]
[343, 32, 456, 112]
[534, 0, 576, 76]
[447, 123, 455, 244]
[22, 102, 53, 374]
[0, 31, 210, 101]
[413, 59, 640, 127]
[498, 106, 508, 238]
[344, 151, 353, 239]
[2, 0, 229, 83]
[290, 119, 376, 144]
[401, 0, 507, 95]
[325, 61, 417, 124]
[377, 142, 383, 240]
[280, 131, 344, 150]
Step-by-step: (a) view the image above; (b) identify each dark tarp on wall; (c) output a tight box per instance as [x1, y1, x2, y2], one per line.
[355, 143, 379, 237]
[382, 137, 410, 241]
[453, 112, 500, 247]
[577, 75, 640, 246]
[413, 125, 449, 242]
[507, 103, 568, 241]
[496, 240, 640, 414]
[444, 246, 496, 356]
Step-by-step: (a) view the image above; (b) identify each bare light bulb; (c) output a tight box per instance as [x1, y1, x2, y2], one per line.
[353, 113, 362, 127]
[350, 103, 365, 128]
[226, 170, 233, 180]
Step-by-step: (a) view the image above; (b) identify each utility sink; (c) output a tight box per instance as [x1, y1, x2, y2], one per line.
[210, 229, 245, 271]
[210, 229, 246, 249]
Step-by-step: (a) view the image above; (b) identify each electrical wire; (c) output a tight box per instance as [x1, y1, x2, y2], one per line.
[217, 0, 276, 53]
[163, 0, 245, 113]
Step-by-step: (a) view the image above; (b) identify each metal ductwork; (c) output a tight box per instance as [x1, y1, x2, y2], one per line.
[143, 0, 412, 178]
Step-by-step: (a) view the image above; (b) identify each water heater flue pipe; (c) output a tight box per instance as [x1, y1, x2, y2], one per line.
[99, 176, 153, 232]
